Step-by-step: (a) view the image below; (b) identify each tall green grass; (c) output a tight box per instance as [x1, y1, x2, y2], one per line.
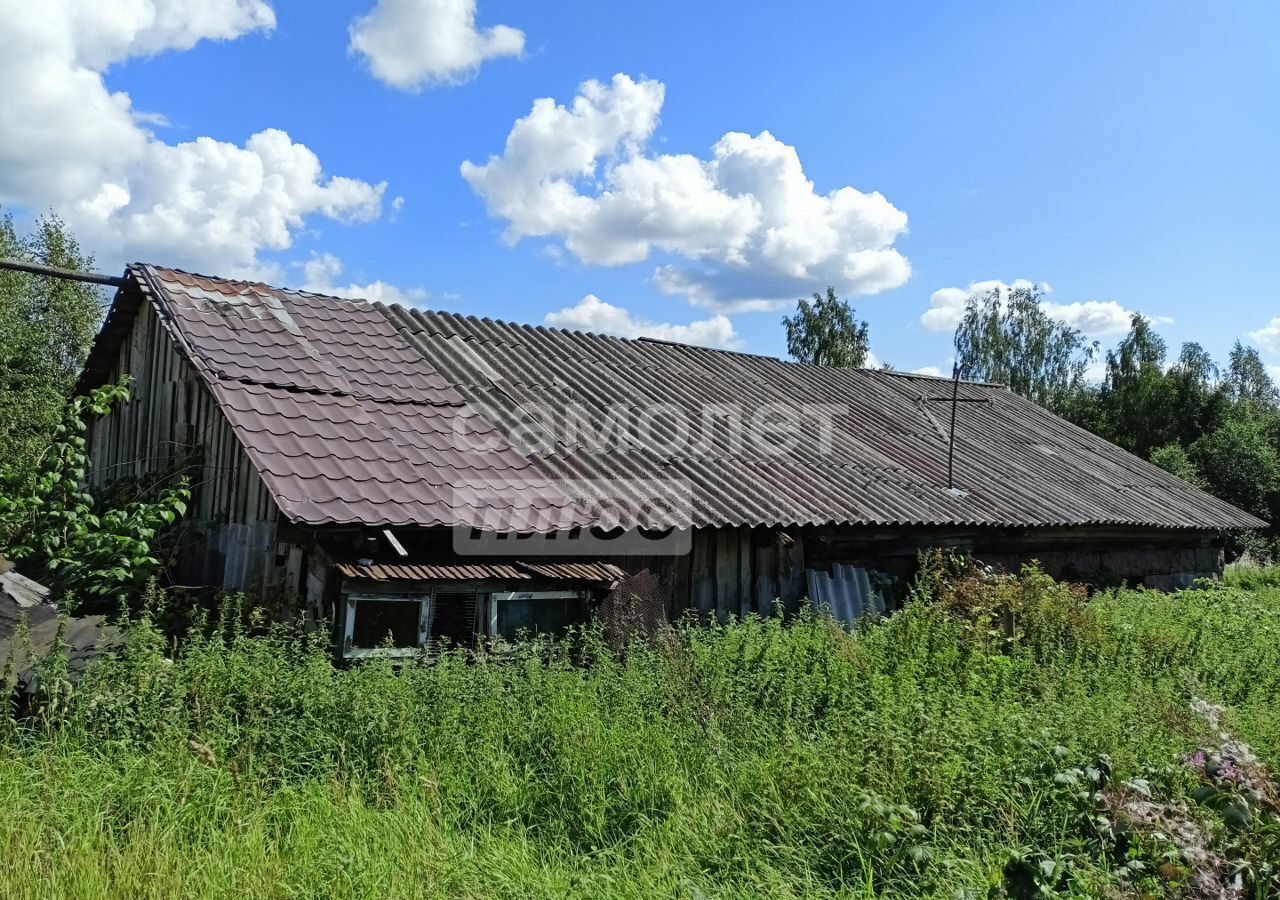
[1, 565, 1278, 898]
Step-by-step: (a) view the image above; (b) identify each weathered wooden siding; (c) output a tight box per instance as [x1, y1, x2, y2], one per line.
[661, 521, 1223, 620]
[663, 526, 807, 621]
[805, 523, 1224, 589]
[86, 294, 280, 592]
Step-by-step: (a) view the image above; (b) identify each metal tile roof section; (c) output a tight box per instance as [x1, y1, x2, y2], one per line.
[379, 304, 1266, 533]
[133, 265, 592, 529]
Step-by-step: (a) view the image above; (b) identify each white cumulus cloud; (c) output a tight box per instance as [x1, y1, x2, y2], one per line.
[911, 365, 945, 377]
[462, 74, 911, 312]
[349, 0, 524, 90]
[1041, 300, 1156, 337]
[544, 294, 741, 349]
[919, 279, 1037, 333]
[0, 0, 386, 277]
[920, 279, 1164, 338]
[1248, 317, 1280, 355]
[300, 253, 429, 306]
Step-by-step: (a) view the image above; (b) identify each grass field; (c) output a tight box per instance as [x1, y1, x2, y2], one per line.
[1, 561, 1278, 898]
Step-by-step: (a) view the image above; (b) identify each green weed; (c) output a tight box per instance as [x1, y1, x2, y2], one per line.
[0, 565, 1277, 898]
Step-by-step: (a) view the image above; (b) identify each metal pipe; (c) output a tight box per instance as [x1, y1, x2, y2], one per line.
[0, 256, 126, 287]
[946, 363, 961, 489]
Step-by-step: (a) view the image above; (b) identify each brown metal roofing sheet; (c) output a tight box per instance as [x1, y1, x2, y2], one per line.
[335, 559, 625, 584]
[137, 265, 593, 530]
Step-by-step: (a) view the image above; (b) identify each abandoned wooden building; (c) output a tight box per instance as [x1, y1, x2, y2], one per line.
[76, 264, 1265, 656]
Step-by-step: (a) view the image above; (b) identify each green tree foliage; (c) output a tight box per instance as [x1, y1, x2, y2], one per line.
[952, 284, 1097, 411]
[782, 286, 871, 368]
[1166, 341, 1229, 440]
[0, 380, 189, 607]
[1080, 319, 1280, 536]
[1093, 316, 1228, 458]
[1096, 314, 1173, 456]
[0, 209, 106, 481]
[1226, 341, 1279, 408]
[1149, 443, 1206, 489]
[1188, 414, 1280, 525]
[948, 297, 1279, 553]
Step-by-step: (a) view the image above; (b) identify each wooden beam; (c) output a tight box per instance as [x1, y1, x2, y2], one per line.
[690, 529, 714, 619]
[0, 256, 125, 288]
[715, 530, 738, 624]
[754, 536, 778, 616]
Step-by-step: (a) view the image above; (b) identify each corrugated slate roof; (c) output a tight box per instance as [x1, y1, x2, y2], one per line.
[109, 264, 1265, 534]
[379, 304, 1266, 532]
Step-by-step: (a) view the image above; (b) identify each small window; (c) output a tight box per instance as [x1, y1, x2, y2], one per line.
[486, 591, 590, 639]
[343, 593, 429, 659]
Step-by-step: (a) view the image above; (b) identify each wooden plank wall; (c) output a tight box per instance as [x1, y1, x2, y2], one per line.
[85, 296, 280, 593]
[804, 523, 1225, 586]
[667, 526, 805, 622]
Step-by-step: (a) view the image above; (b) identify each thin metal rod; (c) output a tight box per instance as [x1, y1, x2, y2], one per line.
[0, 256, 125, 287]
[946, 363, 961, 489]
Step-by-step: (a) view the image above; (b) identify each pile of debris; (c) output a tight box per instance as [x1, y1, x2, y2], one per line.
[0, 554, 117, 696]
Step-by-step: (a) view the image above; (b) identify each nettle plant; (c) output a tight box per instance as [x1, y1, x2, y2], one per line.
[0, 379, 189, 608]
[1001, 715, 1280, 899]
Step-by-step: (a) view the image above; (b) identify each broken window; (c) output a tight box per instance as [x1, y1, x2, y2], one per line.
[343, 593, 430, 659]
[428, 591, 480, 652]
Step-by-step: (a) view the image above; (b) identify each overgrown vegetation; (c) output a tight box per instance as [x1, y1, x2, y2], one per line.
[1, 563, 1278, 898]
[0, 380, 189, 609]
[0, 207, 105, 484]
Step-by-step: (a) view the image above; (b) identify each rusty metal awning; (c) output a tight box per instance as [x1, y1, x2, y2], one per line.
[335, 558, 627, 585]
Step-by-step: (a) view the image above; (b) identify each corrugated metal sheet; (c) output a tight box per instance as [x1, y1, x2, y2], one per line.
[807, 565, 886, 624]
[0, 569, 48, 608]
[89, 265, 1265, 534]
[335, 559, 626, 584]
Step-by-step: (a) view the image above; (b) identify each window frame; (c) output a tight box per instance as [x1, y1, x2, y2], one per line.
[484, 590, 589, 639]
[342, 591, 432, 659]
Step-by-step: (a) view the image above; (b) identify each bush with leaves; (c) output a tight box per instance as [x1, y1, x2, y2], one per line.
[1151, 442, 1207, 490]
[0, 379, 189, 608]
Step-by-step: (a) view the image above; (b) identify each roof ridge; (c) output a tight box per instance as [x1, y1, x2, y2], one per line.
[375, 299, 1007, 387]
[135, 262, 1006, 388]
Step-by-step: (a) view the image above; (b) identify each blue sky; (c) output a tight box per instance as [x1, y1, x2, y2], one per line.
[2, 0, 1278, 375]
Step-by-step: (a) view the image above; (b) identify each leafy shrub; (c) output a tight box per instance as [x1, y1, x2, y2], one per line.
[1190, 415, 1280, 524]
[1151, 442, 1206, 489]
[0, 380, 189, 607]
